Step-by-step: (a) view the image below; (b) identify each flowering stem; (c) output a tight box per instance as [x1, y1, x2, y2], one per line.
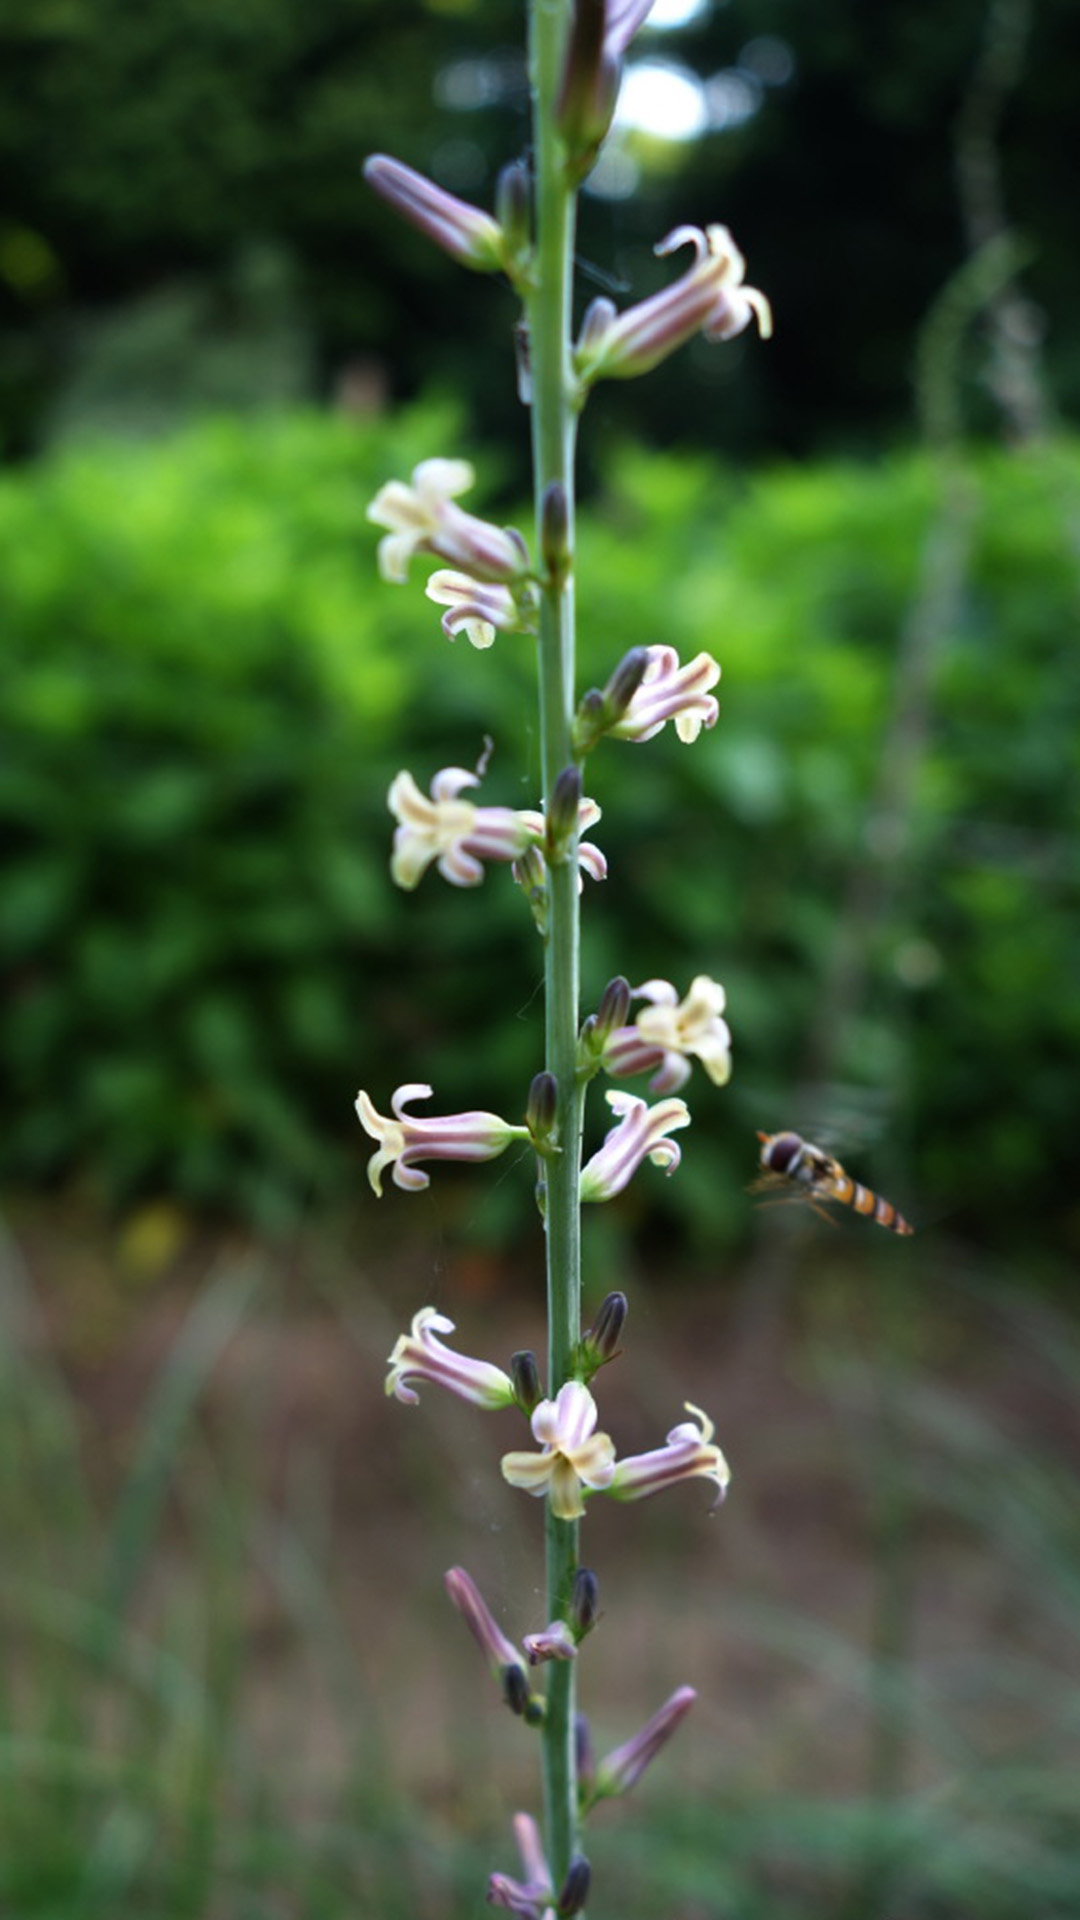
[528, 0, 582, 1889]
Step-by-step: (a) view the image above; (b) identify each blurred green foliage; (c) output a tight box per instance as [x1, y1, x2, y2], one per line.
[1, 401, 1078, 1256]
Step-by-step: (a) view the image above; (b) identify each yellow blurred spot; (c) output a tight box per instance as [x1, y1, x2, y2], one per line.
[117, 1202, 190, 1283]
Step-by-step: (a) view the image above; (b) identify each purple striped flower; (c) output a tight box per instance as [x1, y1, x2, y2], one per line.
[579, 1090, 691, 1201]
[357, 1085, 529, 1197]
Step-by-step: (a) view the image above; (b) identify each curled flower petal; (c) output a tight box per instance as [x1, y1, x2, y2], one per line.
[425, 569, 535, 648]
[357, 1084, 528, 1196]
[608, 645, 721, 745]
[385, 1307, 516, 1408]
[523, 1620, 578, 1664]
[367, 459, 529, 584]
[611, 1402, 731, 1508]
[388, 768, 540, 891]
[579, 1090, 691, 1201]
[574, 225, 771, 387]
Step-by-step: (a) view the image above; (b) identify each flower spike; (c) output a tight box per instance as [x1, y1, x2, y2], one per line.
[574, 224, 771, 388]
[501, 1381, 616, 1520]
[611, 1402, 731, 1508]
[368, 458, 530, 585]
[580, 1090, 691, 1200]
[386, 1307, 516, 1408]
[357, 1084, 529, 1195]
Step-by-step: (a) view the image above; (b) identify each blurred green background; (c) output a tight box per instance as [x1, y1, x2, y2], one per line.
[2, 0, 1079, 1912]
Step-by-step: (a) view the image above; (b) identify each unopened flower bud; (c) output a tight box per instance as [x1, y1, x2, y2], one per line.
[557, 0, 619, 182]
[513, 843, 548, 934]
[547, 766, 583, 860]
[510, 1349, 544, 1416]
[526, 1070, 559, 1152]
[570, 1567, 600, 1639]
[605, 646, 651, 716]
[596, 976, 632, 1038]
[496, 160, 532, 266]
[575, 1712, 595, 1794]
[594, 1686, 697, 1800]
[502, 1664, 533, 1717]
[558, 1855, 592, 1916]
[540, 481, 571, 586]
[573, 648, 650, 751]
[572, 687, 607, 754]
[364, 155, 506, 274]
[586, 1291, 628, 1362]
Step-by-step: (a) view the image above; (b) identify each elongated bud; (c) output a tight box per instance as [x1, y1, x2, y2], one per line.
[502, 1665, 533, 1717]
[547, 766, 583, 861]
[572, 647, 650, 751]
[557, 0, 619, 182]
[596, 975, 632, 1038]
[570, 1567, 600, 1639]
[575, 1712, 595, 1795]
[605, 646, 651, 716]
[526, 1070, 559, 1152]
[513, 842, 548, 934]
[572, 687, 606, 754]
[595, 1685, 697, 1799]
[540, 481, 571, 586]
[496, 160, 532, 265]
[364, 155, 505, 273]
[558, 1856, 592, 1916]
[510, 1349, 544, 1416]
[586, 1291, 628, 1362]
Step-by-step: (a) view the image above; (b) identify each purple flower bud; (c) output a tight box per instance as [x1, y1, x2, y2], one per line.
[510, 1349, 544, 1416]
[365, 154, 506, 274]
[546, 765, 583, 858]
[594, 1686, 697, 1799]
[557, 1855, 591, 1916]
[570, 1567, 600, 1639]
[557, 0, 619, 181]
[540, 481, 571, 583]
[596, 976, 633, 1038]
[583, 1291, 627, 1364]
[575, 1711, 595, 1794]
[496, 160, 532, 264]
[526, 1071, 559, 1151]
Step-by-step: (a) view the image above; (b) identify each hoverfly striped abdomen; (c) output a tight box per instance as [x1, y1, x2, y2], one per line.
[755, 1130, 913, 1236]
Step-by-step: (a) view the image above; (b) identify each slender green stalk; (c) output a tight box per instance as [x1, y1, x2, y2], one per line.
[527, 0, 583, 1887]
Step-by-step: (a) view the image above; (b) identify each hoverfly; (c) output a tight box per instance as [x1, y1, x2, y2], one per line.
[755, 1130, 914, 1235]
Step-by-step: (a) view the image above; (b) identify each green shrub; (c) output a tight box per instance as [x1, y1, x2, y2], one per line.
[2, 406, 1077, 1257]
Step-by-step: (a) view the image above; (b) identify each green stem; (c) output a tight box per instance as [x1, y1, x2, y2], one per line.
[527, 0, 582, 1892]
